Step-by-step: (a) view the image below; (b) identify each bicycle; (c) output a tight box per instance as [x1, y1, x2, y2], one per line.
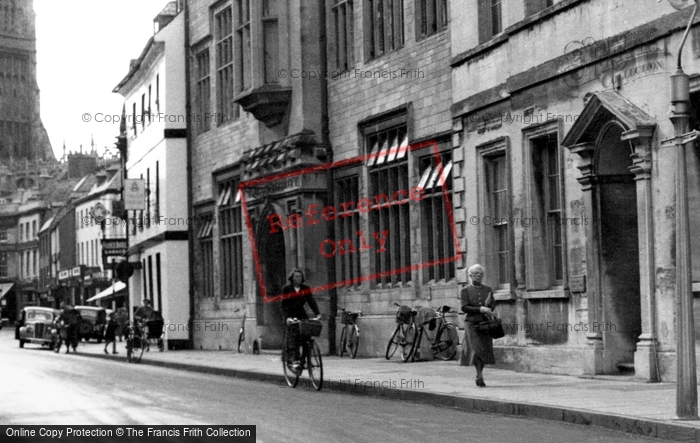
[338, 308, 361, 358]
[385, 303, 418, 362]
[125, 320, 149, 363]
[409, 305, 459, 362]
[234, 308, 259, 354]
[281, 318, 323, 390]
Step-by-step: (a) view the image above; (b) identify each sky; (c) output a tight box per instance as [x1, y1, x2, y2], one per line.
[34, 0, 170, 161]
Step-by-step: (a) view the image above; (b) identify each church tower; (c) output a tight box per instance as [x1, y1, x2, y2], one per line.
[0, 0, 54, 162]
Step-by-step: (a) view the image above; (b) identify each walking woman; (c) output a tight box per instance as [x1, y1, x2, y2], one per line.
[459, 264, 496, 387]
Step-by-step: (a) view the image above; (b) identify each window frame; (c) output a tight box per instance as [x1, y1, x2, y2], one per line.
[218, 179, 245, 299]
[215, 5, 238, 125]
[523, 121, 567, 293]
[195, 48, 211, 134]
[332, 0, 355, 72]
[477, 0, 503, 45]
[415, 0, 448, 41]
[417, 139, 456, 284]
[363, 0, 404, 62]
[333, 172, 363, 288]
[363, 118, 411, 287]
[477, 137, 512, 292]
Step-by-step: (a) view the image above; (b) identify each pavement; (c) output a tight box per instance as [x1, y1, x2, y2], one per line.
[69, 339, 700, 442]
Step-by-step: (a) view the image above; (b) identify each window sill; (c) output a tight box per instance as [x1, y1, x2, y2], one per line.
[493, 289, 515, 301]
[415, 26, 448, 43]
[522, 289, 568, 299]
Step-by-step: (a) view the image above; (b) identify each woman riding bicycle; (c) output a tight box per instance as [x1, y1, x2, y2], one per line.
[280, 268, 320, 373]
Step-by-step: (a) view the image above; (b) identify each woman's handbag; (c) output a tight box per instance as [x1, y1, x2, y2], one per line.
[481, 292, 505, 339]
[482, 318, 505, 339]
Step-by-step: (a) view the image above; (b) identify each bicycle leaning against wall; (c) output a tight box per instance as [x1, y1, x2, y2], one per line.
[385, 303, 418, 362]
[338, 307, 361, 358]
[409, 305, 459, 362]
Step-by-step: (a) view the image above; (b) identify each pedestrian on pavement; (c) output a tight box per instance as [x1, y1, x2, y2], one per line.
[56, 303, 82, 354]
[135, 299, 154, 322]
[280, 268, 320, 374]
[115, 307, 128, 342]
[104, 311, 119, 354]
[460, 264, 496, 387]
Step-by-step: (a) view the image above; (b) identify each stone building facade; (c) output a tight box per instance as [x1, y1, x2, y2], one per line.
[451, 0, 700, 381]
[188, 0, 330, 351]
[324, 0, 458, 357]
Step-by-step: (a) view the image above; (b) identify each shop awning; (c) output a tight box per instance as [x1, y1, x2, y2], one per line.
[86, 281, 126, 302]
[0, 283, 14, 299]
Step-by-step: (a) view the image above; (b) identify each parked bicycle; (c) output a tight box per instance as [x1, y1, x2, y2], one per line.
[125, 320, 148, 363]
[338, 308, 361, 358]
[234, 308, 259, 354]
[385, 303, 418, 362]
[409, 305, 459, 362]
[282, 318, 324, 390]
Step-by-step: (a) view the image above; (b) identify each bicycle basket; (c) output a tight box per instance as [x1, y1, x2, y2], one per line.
[396, 305, 412, 324]
[299, 320, 323, 337]
[339, 310, 349, 324]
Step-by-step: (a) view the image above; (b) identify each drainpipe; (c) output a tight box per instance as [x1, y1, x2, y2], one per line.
[318, 0, 336, 355]
[184, 0, 195, 349]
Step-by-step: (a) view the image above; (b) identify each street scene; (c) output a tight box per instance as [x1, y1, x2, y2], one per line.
[5, 0, 700, 441]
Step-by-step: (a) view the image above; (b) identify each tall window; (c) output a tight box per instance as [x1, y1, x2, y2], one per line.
[141, 93, 146, 131]
[364, 0, 404, 61]
[478, 0, 502, 44]
[484, 152, 510, 287]
[236, 0, 252, 92]
[132, 103, 138, 137]
[195, 49, 211, 134]
[528, 131, 564, 288]
[155, 161, 160, 219]
[366, 123, 410, 286]
[0, 251, 7, 277]
[262, 0, 279, 84]
[216, 7, 237, 123]
[419, 146, 455, 283]
[32, 220, 36, 238]
[0, 230, 7, 241]
[197, 213, 215, 298]
[333, 0, 354, 71]
[525, 0, 554, 17]
[416, 0, 447, 40]
[219, 180, 244, 298]
[335, 175, 362, 286]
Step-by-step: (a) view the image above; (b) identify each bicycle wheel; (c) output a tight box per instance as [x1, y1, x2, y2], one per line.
[347, 325, 359, 359]
[237, 329, 244, 353]
[385, 325, 401, 360]
[339, 327, 347, 357]
[307, 341, 323, 391]
[409, 327, 423, 362]
[281, 347, 299, 388]
[435, 323, 459, 361]
[401, 323, 417, 362]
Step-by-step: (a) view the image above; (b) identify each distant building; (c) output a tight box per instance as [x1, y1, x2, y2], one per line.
[0, 0, 54, 162]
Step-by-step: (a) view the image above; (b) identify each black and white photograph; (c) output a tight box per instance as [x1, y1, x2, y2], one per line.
[2, 0, 700, 441]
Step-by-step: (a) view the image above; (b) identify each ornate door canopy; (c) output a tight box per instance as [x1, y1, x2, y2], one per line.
[562, 91, 656, 186]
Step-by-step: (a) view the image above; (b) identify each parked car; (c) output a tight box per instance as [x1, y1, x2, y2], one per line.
[17, 306, 60, 349]
[74, 306, 107, 342]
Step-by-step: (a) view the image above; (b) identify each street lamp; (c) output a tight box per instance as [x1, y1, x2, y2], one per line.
[662, 0, 700, 420]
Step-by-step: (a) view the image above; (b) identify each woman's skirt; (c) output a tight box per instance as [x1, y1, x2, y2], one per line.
[459, 322, 495, 366]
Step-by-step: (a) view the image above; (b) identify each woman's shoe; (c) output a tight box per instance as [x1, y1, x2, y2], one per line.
[476, 377, 486, 387]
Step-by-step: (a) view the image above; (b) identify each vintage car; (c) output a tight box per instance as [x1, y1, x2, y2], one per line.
[74, 305, 106, 342]
[17, 306, 59, 349]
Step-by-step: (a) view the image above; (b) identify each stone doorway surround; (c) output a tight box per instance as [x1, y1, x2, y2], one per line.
[562, 91, 657, 380]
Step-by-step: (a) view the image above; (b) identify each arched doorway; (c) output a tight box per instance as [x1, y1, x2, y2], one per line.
[595, 123, 642, 371]
[255, 207, 286, 348]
